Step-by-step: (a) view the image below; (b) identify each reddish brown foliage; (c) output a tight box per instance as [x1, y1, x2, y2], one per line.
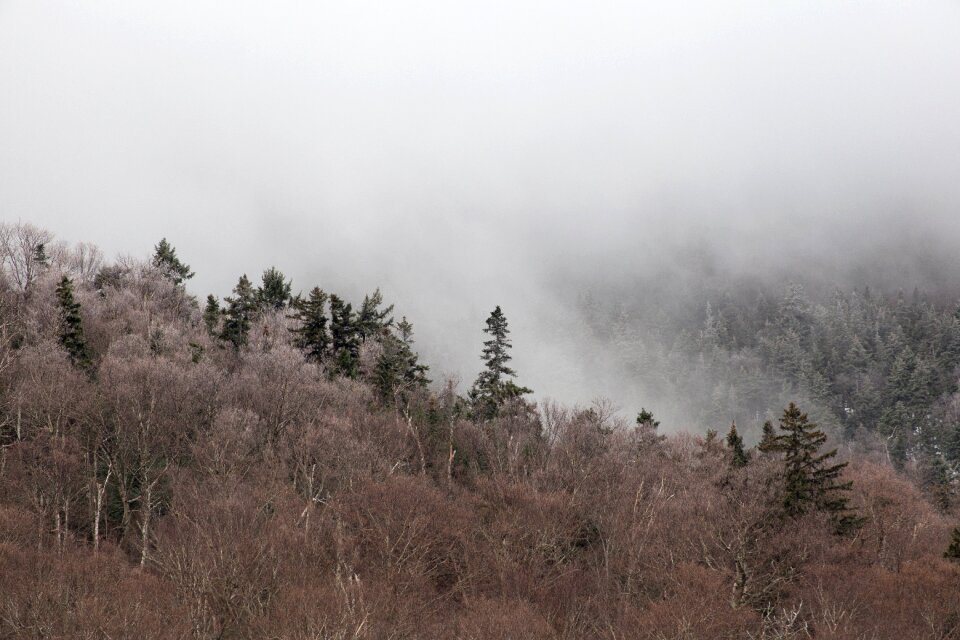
[1, 235, 959, 639]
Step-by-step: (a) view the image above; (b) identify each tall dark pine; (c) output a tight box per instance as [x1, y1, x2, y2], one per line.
[469, 306, 531, 420]
[329, 294, 360, 378]
[55, 276, 91, 370]
[203, 295, 221, 336]
[357, 288, 394, 341]
[374, 317, 430, 403]
[726, 420, 749, 468]
[257, 266, 292, 311]
[765, 403, 862, 534]
[219, 275, 257, 349]
[289, 287, 330, 363]
[152, 238, 194, 286]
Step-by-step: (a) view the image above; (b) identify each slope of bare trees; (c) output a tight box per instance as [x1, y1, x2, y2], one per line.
[1, 222, 958, 639]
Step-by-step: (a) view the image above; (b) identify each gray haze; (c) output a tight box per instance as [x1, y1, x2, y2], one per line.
[3, 1, 960, 421]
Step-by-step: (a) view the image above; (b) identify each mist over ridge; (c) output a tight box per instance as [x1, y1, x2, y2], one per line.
[5, 4, 960, 636]
[2, 0, 960, 421]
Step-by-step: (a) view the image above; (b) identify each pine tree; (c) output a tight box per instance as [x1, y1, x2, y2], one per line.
[944, 422, 960, 465]
[288, 287, 330, 363]
[257, 266, 292, 311]
[726, 420, 749, 468]
[55, 276, 91, 369]
[33, 242, 49, 266]
[636, 408, 660, 429]
[469, 306, 531, 420]
[203, 295, 221, 336]
[946, 527, 960, 561]
[758, 420, 778, 453]
[923, 454, 953, 512]
[374, 317, 430, 404]
[357, 288, 394, 341]
[152, 238, 194, 286]
[219, 275, 257, 349]
[329, 294, 360, 378]
[764, 403, 863, 534]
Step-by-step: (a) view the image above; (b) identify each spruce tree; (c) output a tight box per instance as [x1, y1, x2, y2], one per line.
[945, 422, 960, 465]
[152, 238, 194, 286]
[329, 294, 360, 378]
[765, 403, 863, 534]
[55, 276, 92, 370]
[357, 288, 394, 341]
[257, 266, 292, 311]
[33, 242, 49, 266]
[203, 295, 221, 336]
[636, 408, 660, 429]
[219, 275, 257, 349]
[923, 454, 953, 512]
[289, 287, 330, 363]
[758, 420, 777, 453]
[469, 306, 531, 420]
[946, 527, 960, 561]
[374, 317, 430, 404]
[726, 420, 749, 468]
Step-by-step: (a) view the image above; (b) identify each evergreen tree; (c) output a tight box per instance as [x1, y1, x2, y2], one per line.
[923, 454, 953, 512]
[764, 403, 862, 534]
[357, 288, 394, 341]
[33, 242, 49, 266]
[374, 317, 430, 403]
[758, 420, 778, 453]
[203, 295, 221, 336]
[946, 527, 960, 561]
[288, 287, 330, 363]
[55, 276, 91, 370]
[945, 422, 960, 465]
[469, 306, 531, 420]
[152, 238, 194, 286]
[636, 408, 660, 429]
[257, 266, 292, 311]
[219, 275, 257, 349]
[726, 420, 749, 468]
[329, 294, 360, 378]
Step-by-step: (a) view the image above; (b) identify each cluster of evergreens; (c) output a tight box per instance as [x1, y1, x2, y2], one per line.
[587, 280, 960, 488]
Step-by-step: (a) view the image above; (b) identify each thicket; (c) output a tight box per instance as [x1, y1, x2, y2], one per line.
[0, 222, 958, 640]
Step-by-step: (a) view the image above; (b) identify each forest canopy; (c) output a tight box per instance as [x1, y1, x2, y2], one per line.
[0, 221, 958, 639]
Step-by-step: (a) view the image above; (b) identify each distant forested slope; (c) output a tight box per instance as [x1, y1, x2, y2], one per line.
[579, 279, 960, 468]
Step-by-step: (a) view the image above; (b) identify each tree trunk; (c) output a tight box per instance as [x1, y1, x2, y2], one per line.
[402, 404, 426, 476]
[93, 463, 112, 552]
[140, 481, 152, 568]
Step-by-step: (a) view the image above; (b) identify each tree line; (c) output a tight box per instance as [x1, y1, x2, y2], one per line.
[1, 221, 959, 639]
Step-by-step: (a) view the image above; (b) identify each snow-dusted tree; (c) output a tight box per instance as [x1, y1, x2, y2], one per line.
[151, 238, 194, 286]
[257, 266, 292, 311]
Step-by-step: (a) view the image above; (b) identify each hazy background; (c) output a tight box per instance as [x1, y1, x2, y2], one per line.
[2, 1, 960, 420]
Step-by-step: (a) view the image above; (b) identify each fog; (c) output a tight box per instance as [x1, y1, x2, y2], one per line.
[2, 1, 960, 419]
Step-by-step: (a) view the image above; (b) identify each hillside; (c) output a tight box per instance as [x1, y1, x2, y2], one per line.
[1, 222, 959, 639]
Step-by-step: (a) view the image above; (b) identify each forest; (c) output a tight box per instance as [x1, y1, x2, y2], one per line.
[1, 220, 959, 640]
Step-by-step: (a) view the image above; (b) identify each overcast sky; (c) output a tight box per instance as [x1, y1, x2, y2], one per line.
[2, 1, 960, 410]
